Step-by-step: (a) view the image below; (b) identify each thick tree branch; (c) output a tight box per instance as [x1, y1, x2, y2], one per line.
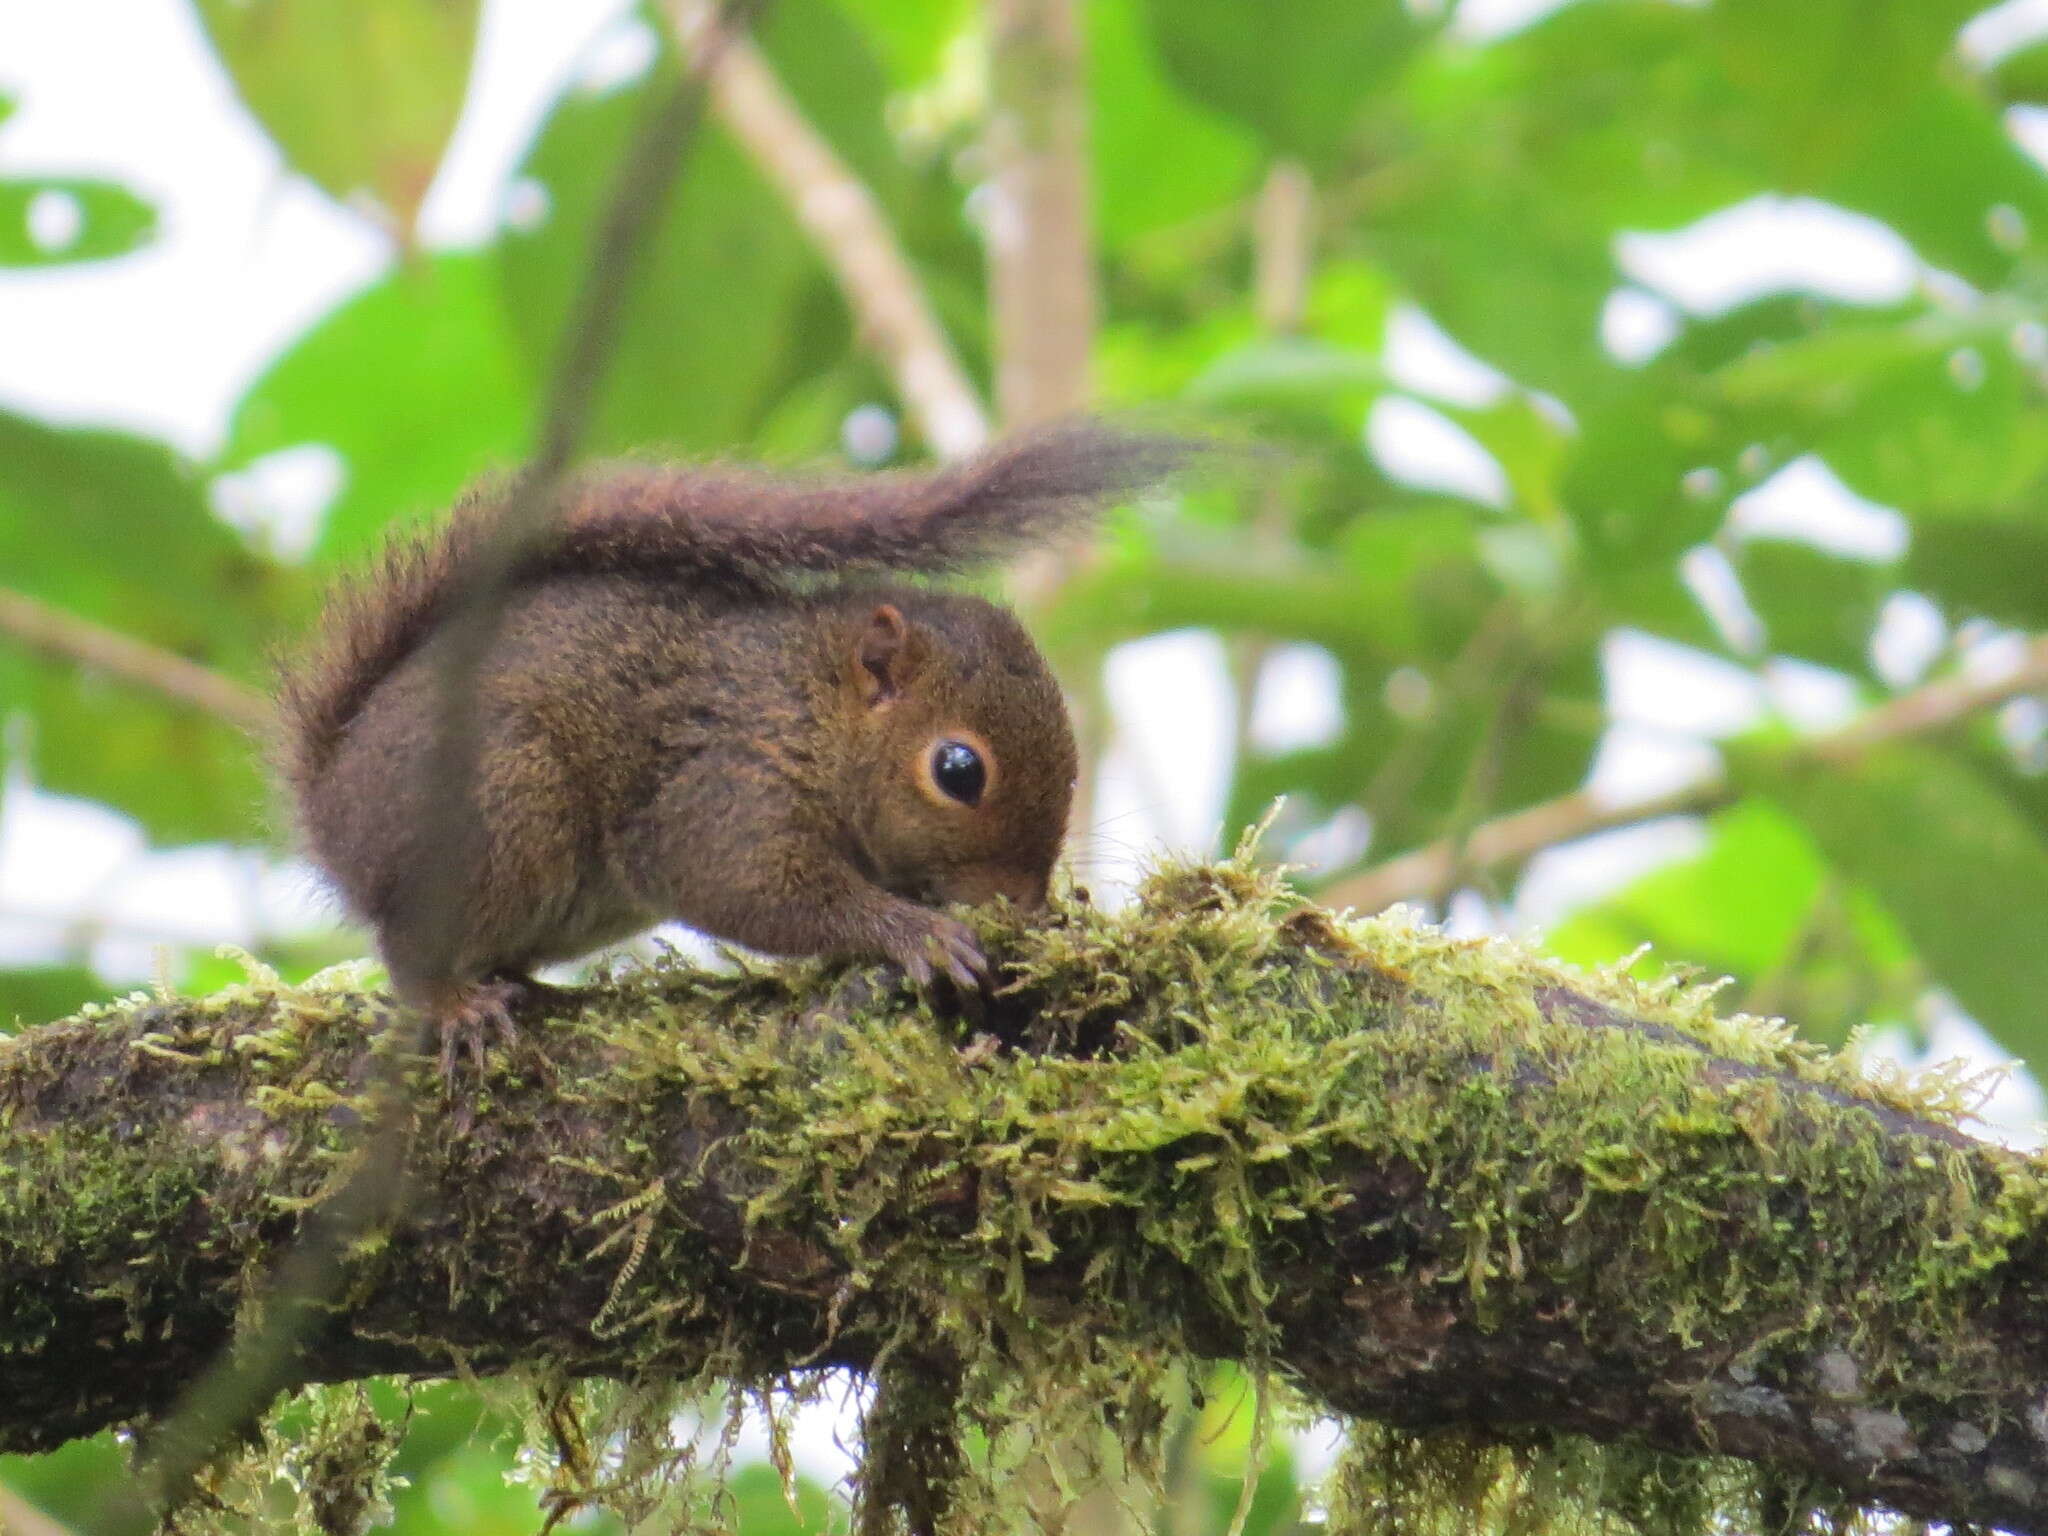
[1320, 631, 2048, 913]
[0, 587, 270, 733]
[4, 868, 2047, 1530]
[663, 0, 991, 461]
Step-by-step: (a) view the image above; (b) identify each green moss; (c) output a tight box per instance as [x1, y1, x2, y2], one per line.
[4, 842, 2040, 1533]
[177, 1385, 406, 1535]
[1326, 1423, 1869, 1536]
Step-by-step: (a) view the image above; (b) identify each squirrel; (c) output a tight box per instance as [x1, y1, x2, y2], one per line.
[277, 421, 1184, 1078]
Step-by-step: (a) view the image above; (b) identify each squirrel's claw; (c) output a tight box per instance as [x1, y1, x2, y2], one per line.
[930, 915, 989, 992]
[887, 913, 988, 996]
[433, 978, 526, 1101]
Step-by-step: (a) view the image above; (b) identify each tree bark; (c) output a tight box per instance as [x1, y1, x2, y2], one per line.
[4, 876, 2047, 1531]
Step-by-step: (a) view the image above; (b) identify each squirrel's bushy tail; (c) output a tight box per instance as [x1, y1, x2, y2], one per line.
[550, 418, 1190, 577]
[277, 420, 1192, 786]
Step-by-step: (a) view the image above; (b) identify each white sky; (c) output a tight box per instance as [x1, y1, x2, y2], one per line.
[0, 0, 639, 454]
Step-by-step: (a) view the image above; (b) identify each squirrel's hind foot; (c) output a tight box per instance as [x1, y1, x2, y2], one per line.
[432, 976, 530, 1100]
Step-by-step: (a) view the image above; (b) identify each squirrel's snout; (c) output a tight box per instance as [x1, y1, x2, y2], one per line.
[1006, 870, 1052, 913]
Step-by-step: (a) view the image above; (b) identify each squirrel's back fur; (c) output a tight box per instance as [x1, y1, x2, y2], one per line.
[276, 421, 1184, 792]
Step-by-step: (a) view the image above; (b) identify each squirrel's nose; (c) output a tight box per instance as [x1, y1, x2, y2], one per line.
[1005, 869, 1051, 912]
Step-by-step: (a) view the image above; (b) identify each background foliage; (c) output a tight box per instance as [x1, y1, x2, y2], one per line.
[6, 0, 2048, 1525]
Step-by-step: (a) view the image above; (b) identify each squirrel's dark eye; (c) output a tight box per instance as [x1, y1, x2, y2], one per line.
[930, 740, 986, 806]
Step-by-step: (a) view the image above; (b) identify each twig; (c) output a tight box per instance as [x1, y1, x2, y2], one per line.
[1225, 162, 1318, 821]
[983, 0, 1095, 439]
[663, 0, 990, 461]
[1319, 631, 2048, 914]
[0, 588, 270, 734]
[0, 1489, 75, 1536]
[980, 0, 1102, 878]
[1252, 160, 1313, 336]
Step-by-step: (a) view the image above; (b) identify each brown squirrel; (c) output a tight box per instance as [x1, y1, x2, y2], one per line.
[278, 422, 1182, 1075]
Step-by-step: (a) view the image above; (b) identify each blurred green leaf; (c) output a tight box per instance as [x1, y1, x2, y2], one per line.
[1258, 616, 1600, 863]
[193, 0, 481, 239]
[1335, 505, 1499, 654]
[1099, 309, 1262, 405]
[0, 89, 157, 265]
[1047, 550, 1398, 659]
[1358, 3, 1755, 394]
[1736, 539, 1888, 675]
[1761, 744, 2048, 1059]
[1823, 84, 2048, 290]
[217, 251, 530, 563]
[497, 22, 814, 454]
[0, 412, 304, 844]
[1138, 0, 1427, 170]
[837, 0, 972, 80]
[0, 1435, 127, 1527]
[1706, 0, 1978, 187]
[1185, 338, 1383, 427]
[747, 0, 990, 451]
[0, 411, 291, 652]
[1443, 394, 1571, 524]
[503, 0, 980, 462]
[0, 966, 103, 1033]
[1091, 0, 1258, 250]
[1556, 800, 1825, 976]
[1909, 521, 2048, 629]
[0, 178, 156, 266]
[1989, 39, 2048, 106]
[1564, 298, 1864, 610]
[1958, 736, 2048, 853]
[1716, 308, 2048, 519]
[759, 0, 911, 207]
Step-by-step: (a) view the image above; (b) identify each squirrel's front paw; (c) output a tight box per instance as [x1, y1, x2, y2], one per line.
[886, 913, 989, 992]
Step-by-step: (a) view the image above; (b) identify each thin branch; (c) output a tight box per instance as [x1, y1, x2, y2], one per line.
[983, 0, 1095, 435]
[1224, 163, 1318, 832]
[1319, 631, 2048, 914]
[4, 880, 2046, 1531]
[0, 1489, 74, 1536]
[1252, 160, 1313, 336]
[0, 588, 270, 733]
[980, 0, 1098, 771]
[979, 0, 1105, 883]
[664, 0, 990, 461]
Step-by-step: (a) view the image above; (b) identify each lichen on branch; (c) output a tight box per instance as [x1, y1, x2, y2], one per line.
[4, 852, 2048, 1533]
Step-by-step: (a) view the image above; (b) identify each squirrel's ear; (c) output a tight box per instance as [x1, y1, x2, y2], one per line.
[857, 604, 910, 706]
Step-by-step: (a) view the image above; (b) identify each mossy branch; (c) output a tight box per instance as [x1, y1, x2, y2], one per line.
[5, 862, 2048, 1531]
